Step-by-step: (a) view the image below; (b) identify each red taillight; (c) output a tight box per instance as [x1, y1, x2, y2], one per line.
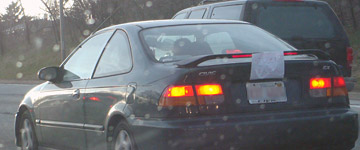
[309, 77, 348, 97]
[347, 47, 353, 69]
[159, 86, 196, 107]
[159, 84, 224, 107]
[164, 86, 194, 97]
[89, 97, 101, 101]
[310, 78, 331, 89]
[284, 52, 298, 56]
[195, 84, 223, 96]
[232, 54, 252, 58]
[333, 77, 348, 96]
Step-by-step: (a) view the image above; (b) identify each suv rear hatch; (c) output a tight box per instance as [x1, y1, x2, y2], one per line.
[172, 52, 349, 115]
[243, 0, 352, 76]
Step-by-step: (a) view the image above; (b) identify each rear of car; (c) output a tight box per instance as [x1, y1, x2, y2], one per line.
[173, 0, 356, 91]
[131, 22, 358, 150]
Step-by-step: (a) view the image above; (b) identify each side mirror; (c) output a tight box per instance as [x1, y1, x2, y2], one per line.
[38, 67, 61, 82]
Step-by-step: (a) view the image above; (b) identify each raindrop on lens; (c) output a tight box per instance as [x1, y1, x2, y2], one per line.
[236, 98, 241, 104]
[16, 62, 23, 68]
[86, 18, 95, 25]
[144, 114, 150, 119]
[53, 44, 60, 52]
[260, 104, 265, 109]
[130, 114, 135, 119]
[18, 55, 25, 61]
[219, 134, 225, 140]
[16, 73, 23, 79]
[222, 116, 228, 121]
[34, 37, 43, 50]
[146, 1, 153, 7]
[324, 42, 331, 49]
[252, 3, 258, 9]
[220, 74, 226, 80]
[83, 30, 90, 36]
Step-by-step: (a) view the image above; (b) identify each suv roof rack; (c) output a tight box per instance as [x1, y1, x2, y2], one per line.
[198, 0, 226, 5]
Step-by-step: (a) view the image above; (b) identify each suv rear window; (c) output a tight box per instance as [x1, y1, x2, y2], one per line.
[251, 4, 340, 39]
[141, 24, 294, 62]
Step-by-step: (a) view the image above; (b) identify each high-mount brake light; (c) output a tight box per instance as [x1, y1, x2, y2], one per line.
[226, 49, 243, 54]
[284, 52, 298, 55]
[159, 84, 225, 107]
[232, 54, 252, 58]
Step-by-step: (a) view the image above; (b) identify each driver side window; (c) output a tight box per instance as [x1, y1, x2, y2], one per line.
[63, 31, 114, 81]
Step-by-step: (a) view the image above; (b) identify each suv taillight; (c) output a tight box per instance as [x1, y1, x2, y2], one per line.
[159, 84, 224, 107]
[347, 47, 353, 69]
[309, 77, 348, 97]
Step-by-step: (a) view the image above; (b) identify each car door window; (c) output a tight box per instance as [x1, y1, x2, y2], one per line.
[63, 31, 114, 81]
[173, 13, 187, 19]
[211, 5, 243, 20]
[94, 30, 132, 77]
[188, 9, 206, 19]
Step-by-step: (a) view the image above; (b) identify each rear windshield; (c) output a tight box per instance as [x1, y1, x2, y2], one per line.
[141, 24, 295, 62]
[251, 4, 341, 39]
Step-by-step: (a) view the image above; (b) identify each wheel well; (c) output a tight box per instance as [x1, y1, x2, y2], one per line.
[15, 106, 30, 146]
[106, 114, 127, 140]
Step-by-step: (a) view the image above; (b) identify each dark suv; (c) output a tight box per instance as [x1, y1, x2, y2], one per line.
[173, 0, 356, 90]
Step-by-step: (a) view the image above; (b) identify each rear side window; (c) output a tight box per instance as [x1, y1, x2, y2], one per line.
[188, 9, 206, 19]
[211, 5, 243, 20]
[252, 4, 339, 39]
[94, 30, 132, 77]
[63, 31, 113, 81]
[173, 13, 187, 19]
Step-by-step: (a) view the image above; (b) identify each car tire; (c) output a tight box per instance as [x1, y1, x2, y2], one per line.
[112, 121, 137, 150]
[19, 111, 38, 150]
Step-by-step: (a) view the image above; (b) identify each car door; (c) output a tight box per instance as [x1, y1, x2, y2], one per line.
[83, 30, 133, 149]
[37, 30, 114, 149]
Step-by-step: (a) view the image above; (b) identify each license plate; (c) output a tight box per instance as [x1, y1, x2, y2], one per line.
[246, 81, 287, 104]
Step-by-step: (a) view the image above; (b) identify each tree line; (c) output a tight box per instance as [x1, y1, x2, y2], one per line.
[0, 0, 359, 58]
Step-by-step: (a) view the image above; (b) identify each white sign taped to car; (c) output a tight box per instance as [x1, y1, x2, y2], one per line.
[250, 52, 284, 80]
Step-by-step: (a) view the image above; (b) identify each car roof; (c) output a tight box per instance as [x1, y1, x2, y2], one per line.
[175, 0, 326, 15]
[99, 19, 249, 31]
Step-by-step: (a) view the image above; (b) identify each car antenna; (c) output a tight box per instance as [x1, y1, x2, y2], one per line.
[90, 5, 123, 36]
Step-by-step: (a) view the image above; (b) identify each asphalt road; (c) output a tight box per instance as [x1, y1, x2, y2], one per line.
[0, 84, 359, 150]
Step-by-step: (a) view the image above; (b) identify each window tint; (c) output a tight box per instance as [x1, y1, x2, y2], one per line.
[211, 5, 243, 20]
[94, 30, 132, 77]
[141, 24, 294, 62]
[205, 32, 236, 54]
[253, 5, 336, 39]
[63, 31, 113, 81]
[188, 9, 206, 19]
[173, 13, 187, 19]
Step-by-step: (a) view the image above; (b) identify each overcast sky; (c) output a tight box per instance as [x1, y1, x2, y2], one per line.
[0, 0, 46, 17]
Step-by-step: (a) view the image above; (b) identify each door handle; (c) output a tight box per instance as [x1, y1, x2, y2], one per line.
[126, 83, 137, 104]
[72, 89, 80, 99]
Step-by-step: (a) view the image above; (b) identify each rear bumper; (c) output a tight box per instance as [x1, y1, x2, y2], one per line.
[130, 108, 358, 150]
[345, 77, 357, 92]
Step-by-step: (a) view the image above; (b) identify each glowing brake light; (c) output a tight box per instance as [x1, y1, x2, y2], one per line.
[232, 54, 252, 58]
[309, 77, 348, 97]
[165, 86, 194, 97]
[159, 84, 225, 107]
[284, 52, 298, 56]
[195, 84, 223, 96]
[310, 78, 331, 89]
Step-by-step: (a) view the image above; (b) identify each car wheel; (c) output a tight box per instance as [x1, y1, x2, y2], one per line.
[20, 111, 38, 150]
[112, 121, 137, 150]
